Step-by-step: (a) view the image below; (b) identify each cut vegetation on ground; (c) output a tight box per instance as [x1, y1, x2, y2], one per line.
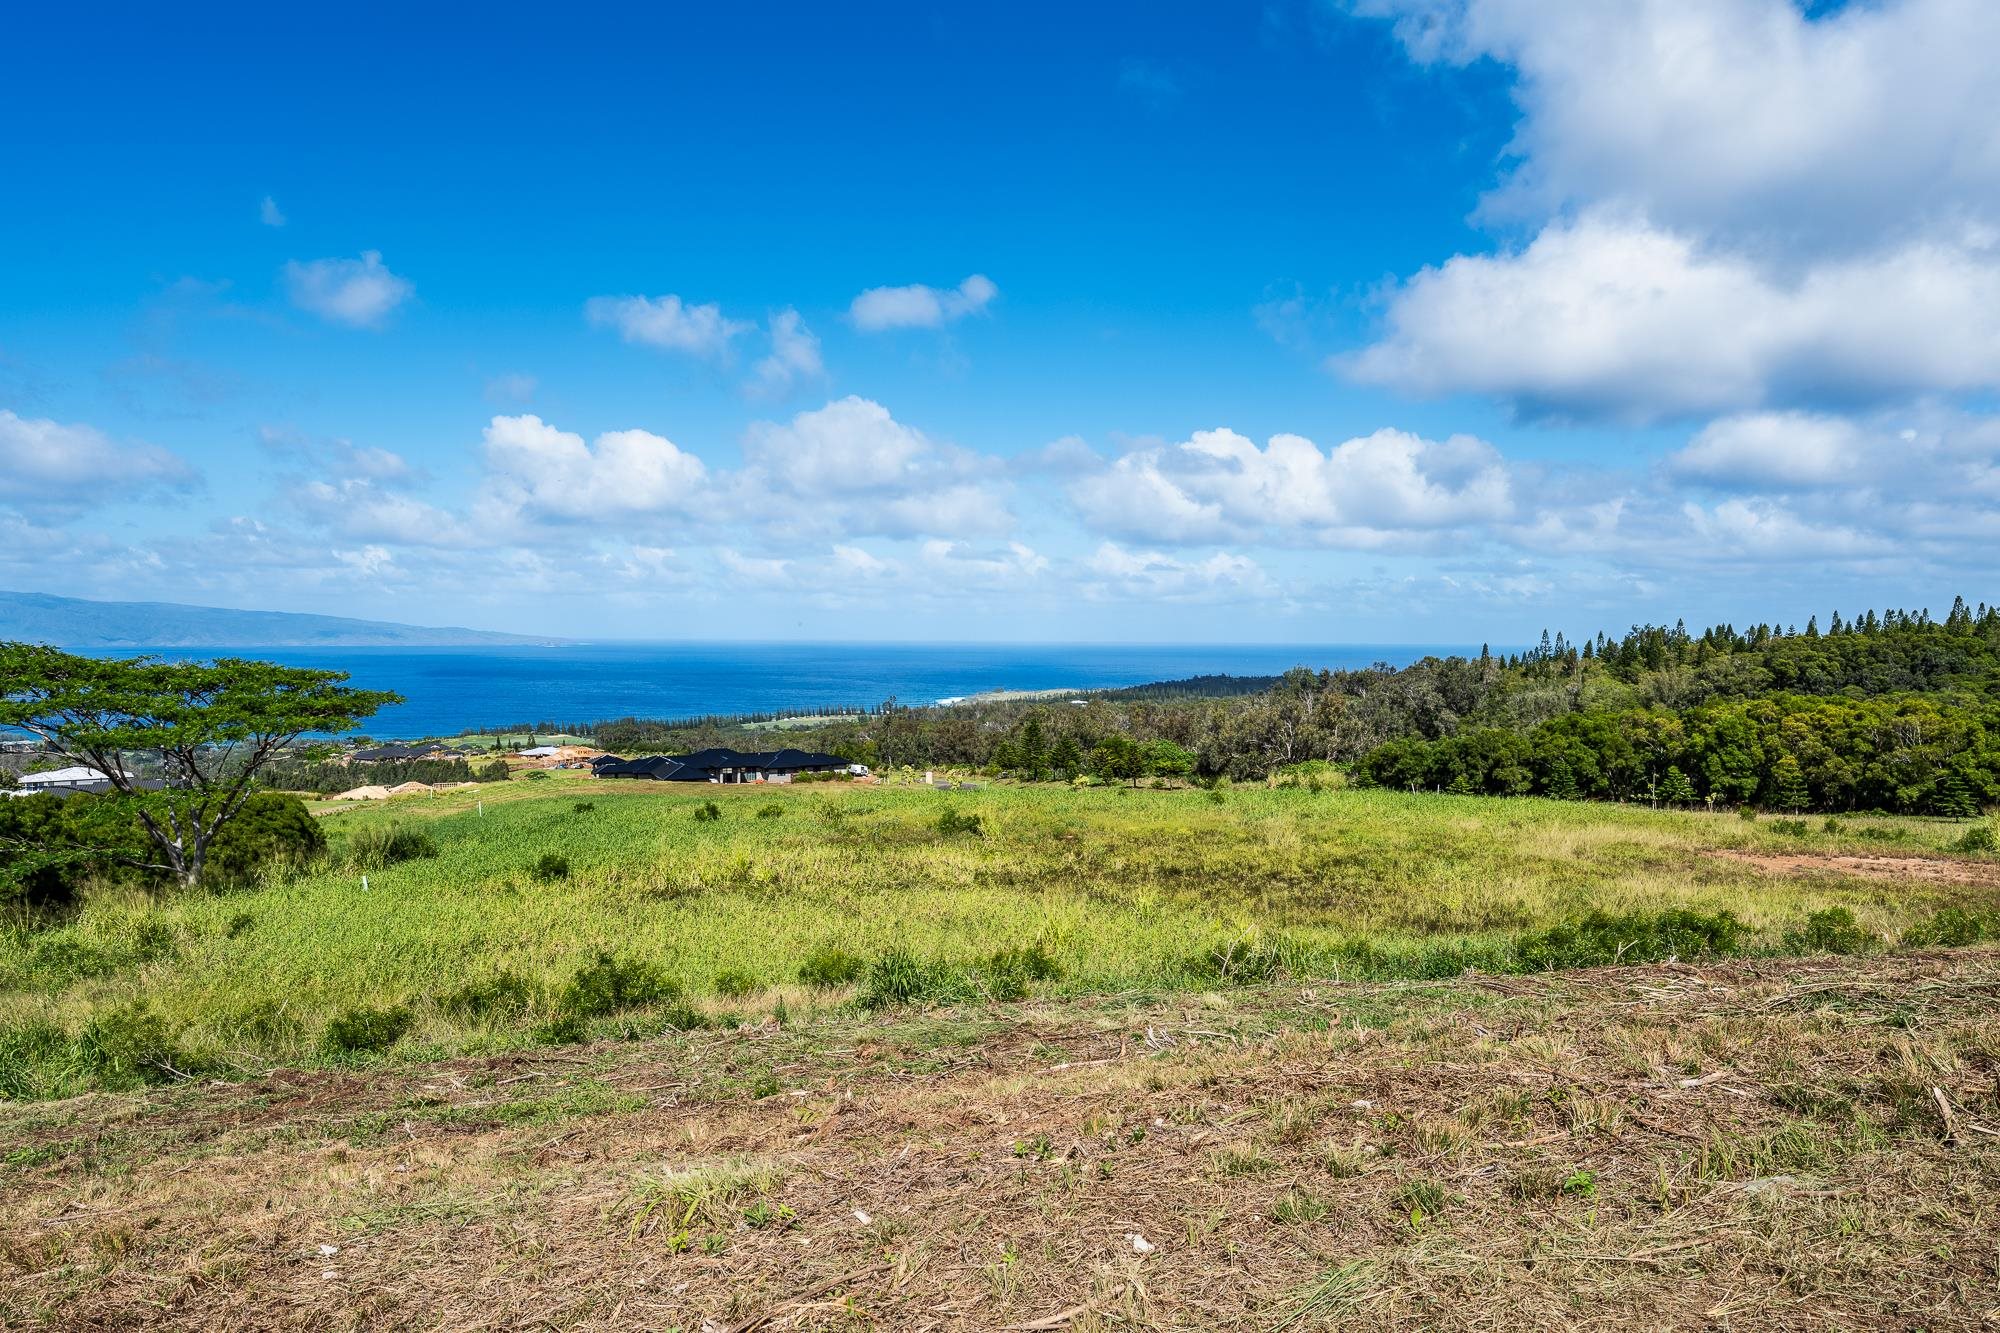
[3, 949, 1997, 1327]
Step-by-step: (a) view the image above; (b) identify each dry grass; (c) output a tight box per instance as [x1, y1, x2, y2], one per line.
[4, 948, 1999, 1329]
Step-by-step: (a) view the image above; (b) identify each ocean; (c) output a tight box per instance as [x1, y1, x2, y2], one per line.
[102, 642, 1478, 738]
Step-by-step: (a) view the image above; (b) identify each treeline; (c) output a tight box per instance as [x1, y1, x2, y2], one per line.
[258, 755, 507, 795]
[548, 601, 2000, 814]
[1356, 693, 1996, 814]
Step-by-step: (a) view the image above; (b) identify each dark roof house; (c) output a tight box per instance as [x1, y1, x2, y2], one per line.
[593, 747, 849, 783]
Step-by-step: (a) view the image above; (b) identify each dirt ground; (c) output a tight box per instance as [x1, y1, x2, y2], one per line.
[1711, 848, 2000, 887]
[5, 951, 2000, 1331]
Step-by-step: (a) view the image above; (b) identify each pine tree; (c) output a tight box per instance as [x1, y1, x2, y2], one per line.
[1049, 734, 1083, 779]
[1769, 756, 1810, 812]
[1932, 770, 1979, 819]
[1545, 760, 1580, 801]
[1659, 766, 1696, 806]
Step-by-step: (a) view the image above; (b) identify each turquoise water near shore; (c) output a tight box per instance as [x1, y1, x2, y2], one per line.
[97, 641, 1478, 738]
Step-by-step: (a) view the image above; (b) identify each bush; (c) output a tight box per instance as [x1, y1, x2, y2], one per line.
[756, 803, 785, 819]
[572, 801, 596, 813]
[797, 944, 866, 988]
[347, 824, 439, 870]
[436, 971, 535, 1023]
[693, 802, 723, 823]
[1949, 822, 1996, 853]
[1768, 818, 1810, 837]
[0, 1019, 74, 1100]
[1901, 907, 1998, 948]
[530, 853, 571, 883]
[1784, 907, 1879, 956]
[321, 1003, 415, 1056]
[204, 793, 326, 887]
[559, 951, 679, 1019]
[980, 943, 1065, 1000]
[522, 770, 549, 782]
[860, 950, 967, 1010]
[1737, 805, 1758, 822]
[477, 760, 510, 782]
[79, 1002, 188, 1088]
[1183, 936, 1290, 984]
[714, 968, 761, 998]
[1513, 909, 1747, 971]
[936, 809, 984, 837]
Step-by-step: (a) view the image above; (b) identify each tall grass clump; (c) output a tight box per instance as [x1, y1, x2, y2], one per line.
[1512, 909, 1747, 970]
[797, 944, 866, 988]
[347, 824, 439, 870]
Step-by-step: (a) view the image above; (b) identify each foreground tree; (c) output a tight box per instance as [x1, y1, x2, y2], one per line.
[0, 644, 399, 888]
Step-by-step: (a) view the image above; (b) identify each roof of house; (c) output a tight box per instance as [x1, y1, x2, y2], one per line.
[18, 766, 111, 786]
[517, 746, 561, 757]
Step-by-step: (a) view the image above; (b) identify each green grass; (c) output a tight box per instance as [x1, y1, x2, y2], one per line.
[2, 776, 1994, 1098]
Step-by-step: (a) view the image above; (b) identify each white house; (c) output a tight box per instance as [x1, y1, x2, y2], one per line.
[17, 766, 115, 791]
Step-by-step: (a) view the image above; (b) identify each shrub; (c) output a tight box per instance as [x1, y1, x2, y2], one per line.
[559, 951, 679, 1019]
[797, 944, 866, 988]
[204, 793, 326, 887]
[572, 801, 596, 813]
[1784, 907, 1879, 956]
[1822, 817, 1846, 834]
[347, 824, 439, 871]
[436, 971, 535, 1023]
[936, 809, 984, 837]
[477, 760, 510, 782]
[755, 803, 785, 819]
[1737, 805, 1758, 822]
[860, 950, 966, 1010]
[693, 802, 723, 823]
[714, 968, 761, 998]
[0, 1019, 73, 1100]
[79, 1002, 187, 1088]
[1183, 936, 1289, 984]
[530, 853, 571, 883]
[1901, 907, 1997, 948]
[321, 1003, 415, 1056]
[522, 770, 549, 781]
[1768, 818, 1810, 837]
[1950, 822, 1997, 854]
[980, 943, 1065, 1000]
[1513, 909, 1747, 971]
[131, 917, 178, 963]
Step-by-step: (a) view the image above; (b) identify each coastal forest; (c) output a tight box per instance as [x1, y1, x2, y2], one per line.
[587, 598, 2000, 816]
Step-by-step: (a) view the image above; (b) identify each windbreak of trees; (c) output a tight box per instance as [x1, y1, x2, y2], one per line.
[1355, 693, 1999, 814]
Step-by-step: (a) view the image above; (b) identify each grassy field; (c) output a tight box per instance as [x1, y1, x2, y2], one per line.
[4, 949, 1997, 1327]
[3, 775, 1997, 1100]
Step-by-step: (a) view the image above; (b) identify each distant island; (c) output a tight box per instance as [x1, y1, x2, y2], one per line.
[0, 591, 566, 648]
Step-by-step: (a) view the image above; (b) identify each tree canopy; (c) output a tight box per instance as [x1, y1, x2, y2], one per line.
[0, 644, 399, 887]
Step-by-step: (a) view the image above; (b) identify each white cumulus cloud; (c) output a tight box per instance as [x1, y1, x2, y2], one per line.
[585, 293, 751, 359]
[481, 414, 707, 520]
[1344, 214, 2000, 420]
[1071, 426, 1513, 547]
[0, 409, 195, 506]
[849, 274, 998, 331]
[282, 251, 413, 328]
[747, 308, 826, 395]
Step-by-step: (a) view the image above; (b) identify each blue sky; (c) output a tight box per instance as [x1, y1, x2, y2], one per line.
[4, 0, 1996, 642]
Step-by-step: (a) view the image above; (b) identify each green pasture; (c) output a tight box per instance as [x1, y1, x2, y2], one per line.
[2, 776, 1995, 1097]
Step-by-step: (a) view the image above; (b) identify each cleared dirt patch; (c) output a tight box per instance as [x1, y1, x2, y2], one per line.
[1712, 847, 2000, 886]
[4, 950, 1999, 1329]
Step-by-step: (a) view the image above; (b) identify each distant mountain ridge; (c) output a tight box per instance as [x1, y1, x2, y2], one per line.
[0, 591, 566, 648]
